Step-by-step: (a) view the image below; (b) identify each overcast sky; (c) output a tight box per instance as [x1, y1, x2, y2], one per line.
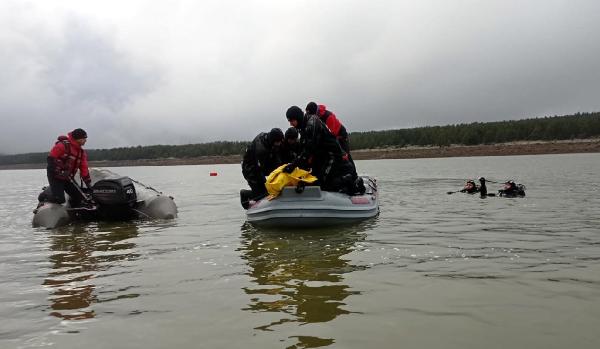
[1, 0, 599, 154]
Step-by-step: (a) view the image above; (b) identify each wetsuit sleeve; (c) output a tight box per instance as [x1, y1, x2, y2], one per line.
[295, 126, 316, 169]
[47, 156, 56, 172]
[243, 140, 265, 183]
[338, 124, 348, 139]
[255, 144, 273, 179]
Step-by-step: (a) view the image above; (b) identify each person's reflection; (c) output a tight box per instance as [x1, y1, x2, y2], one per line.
[43, 222, 140, 320]
[239, 223, 370, 348]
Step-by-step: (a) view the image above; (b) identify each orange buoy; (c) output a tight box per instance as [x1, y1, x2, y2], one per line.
[209, 172, 218, 176]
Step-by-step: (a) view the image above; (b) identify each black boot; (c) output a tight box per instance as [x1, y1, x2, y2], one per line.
[240, 189, 253, 210]
[354, 177, 366, 195]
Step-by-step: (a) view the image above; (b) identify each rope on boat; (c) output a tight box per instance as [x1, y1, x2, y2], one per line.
[129, 178, 163, 195]
[131, 207, 152, 219]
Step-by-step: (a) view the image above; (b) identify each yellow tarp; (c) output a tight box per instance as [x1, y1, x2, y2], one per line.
[265, 164, 318, 198]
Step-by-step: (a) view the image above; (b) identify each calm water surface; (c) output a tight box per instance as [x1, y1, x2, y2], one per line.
[1, 154, 599, 348]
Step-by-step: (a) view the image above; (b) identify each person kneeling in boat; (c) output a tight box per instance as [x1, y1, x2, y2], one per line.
[241, 128, 285, 203]
[284, 106, 364, 195]
[279, 127, 300, 164]
[460, 179, 479, 194]
[45, 128, 93, 207]
[305, 101, 355, 170]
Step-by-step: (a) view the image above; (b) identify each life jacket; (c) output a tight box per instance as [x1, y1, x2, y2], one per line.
[49, 134, 90, 182]
[61, 136, 80, 176]
[316, 104, 344, 138]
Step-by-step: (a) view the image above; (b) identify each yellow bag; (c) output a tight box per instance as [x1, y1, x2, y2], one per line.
[265, 164, 318, 198]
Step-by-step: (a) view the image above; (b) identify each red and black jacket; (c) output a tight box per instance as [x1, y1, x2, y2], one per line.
[316, 104, 348, 140]
[47, 133, 91, 185]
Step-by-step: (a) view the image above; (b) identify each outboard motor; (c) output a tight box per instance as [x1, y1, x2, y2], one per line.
[92, 177, 138, 219]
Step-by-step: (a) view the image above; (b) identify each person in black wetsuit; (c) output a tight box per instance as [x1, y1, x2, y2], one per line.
[498, 180, 526, 197]
[305, 102, 353, 167]
[241, 128, 284, 202]
[478, 177, 488, 197]
[459, 180, 479, 194]
[284, 106, 364, 195]
[279, 127, 300, 165]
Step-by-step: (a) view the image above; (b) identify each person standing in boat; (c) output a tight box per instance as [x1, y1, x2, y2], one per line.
[285, 105, 363, 194]
[279, 127, 300, 164]
[305, 102, 354, 167]
[241, 128, 285, 199]
[46, 128, 92, 207]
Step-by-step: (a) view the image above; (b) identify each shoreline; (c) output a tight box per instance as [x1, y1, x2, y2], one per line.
[2, 139, 599, 170]
[351, 138, 600, 160]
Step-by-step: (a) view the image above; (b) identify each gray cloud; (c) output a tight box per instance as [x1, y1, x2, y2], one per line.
[0, 5, 160, 153]
[1, 1, 600, 154]
[45, 18, 158, 113]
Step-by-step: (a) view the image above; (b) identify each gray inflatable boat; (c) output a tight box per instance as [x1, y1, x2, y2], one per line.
[33, 168, 177, 229]
[245, 176, 379, 228]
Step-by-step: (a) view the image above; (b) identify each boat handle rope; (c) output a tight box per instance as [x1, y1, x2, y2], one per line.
[130, 207, 153, 219]
[129, 178, 163, 195]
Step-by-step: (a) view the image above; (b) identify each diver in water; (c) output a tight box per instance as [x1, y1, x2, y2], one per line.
[478, 177, 488, 197]
[459, 179, 479, 194]
[498, 180, 526, 197]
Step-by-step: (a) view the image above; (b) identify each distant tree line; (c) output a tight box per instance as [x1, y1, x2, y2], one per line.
[349, 112, 600, 149]
[88, 141, 248, 161]
[0, 141, 248, 166]
[1, 112, 599, 166]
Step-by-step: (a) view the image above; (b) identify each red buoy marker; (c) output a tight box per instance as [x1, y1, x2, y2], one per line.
[209, 172, 218, 176]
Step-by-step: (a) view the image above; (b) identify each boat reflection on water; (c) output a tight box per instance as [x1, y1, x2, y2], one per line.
[43, 222, 140, 320]
[239, 222, 373, 348]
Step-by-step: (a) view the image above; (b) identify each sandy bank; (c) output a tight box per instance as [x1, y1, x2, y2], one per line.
[351, 138, 600, 160]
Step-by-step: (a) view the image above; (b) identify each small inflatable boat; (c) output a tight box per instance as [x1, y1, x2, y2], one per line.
[245, 176, 379, 228]
[33, 168, 177, 229]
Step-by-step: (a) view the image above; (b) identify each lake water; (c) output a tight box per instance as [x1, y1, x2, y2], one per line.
[1, 154, 599, 349]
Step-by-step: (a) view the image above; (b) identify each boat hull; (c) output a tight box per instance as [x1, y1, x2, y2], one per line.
[246, 176, 379, 228]
[32, 203, 71, 229]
